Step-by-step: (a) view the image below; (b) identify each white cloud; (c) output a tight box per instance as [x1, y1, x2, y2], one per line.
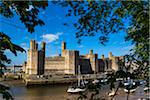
[41, 32, 63, 43]
[78, 45, 84, 48]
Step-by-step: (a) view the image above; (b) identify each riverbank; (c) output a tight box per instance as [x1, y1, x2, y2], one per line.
[24, 74, 104, 86]
[1, 80, 149, 100]
[0, 79, 149, 100]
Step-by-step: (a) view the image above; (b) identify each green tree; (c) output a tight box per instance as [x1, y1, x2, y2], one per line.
[0, 0, 48, 74]
[0, 32, 25, 76]
[0, 1, 48, 100]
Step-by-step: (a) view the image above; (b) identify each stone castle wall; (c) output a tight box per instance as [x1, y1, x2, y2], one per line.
[44, 57, 65, 74]
[25, 40, 123, 75]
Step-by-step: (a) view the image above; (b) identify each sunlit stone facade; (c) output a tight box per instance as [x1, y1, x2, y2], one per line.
[23, 40, 123, 75]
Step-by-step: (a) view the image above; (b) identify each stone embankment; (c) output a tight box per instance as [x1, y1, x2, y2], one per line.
[24, 73, 106, 86]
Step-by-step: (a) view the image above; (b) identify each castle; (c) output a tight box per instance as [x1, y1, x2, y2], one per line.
[23, 40, 124, 75]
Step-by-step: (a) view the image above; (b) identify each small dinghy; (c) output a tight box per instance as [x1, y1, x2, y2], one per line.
[124, 88, 136, 93]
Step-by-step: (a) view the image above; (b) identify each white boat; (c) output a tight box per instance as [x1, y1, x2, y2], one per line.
[144, 87, 150, 92]
[124, 88, 136, 93]
[123, 79, 137, 93]
[92, 79, 99, 84]
[116, 78, 123, 81]
[67, 86, 86, 93]
[108, 89, 115, 96]
[67, 65, 86, 93]
[124, 78, 135, 86]
[101, 79, 108, 83]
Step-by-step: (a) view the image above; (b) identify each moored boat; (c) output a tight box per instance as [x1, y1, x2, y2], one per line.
[67, 65, 86, 93]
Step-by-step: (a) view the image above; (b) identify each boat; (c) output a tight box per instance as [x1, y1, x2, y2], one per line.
[67, 65, 86, 93]
[100, 78, 108, 83]
[123, 78, 137, 93]
[67, 86, 86, 93]
[144, 87, 150, 92]
[108, 89, 116, 96]
[124, 88, 136, 93]
[92, 79, 99, 84]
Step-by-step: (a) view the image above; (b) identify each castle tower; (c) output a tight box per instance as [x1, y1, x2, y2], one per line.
[101, 54, 105, 60]
[37, 42, 46, 75]
[89, 49, 93, 54]
[88, 50, 98, 73]
[111, 57, 119, 71]
[36, 43, 38, 50]
[108, 52, 113, 59]
[62, 41, 66, 51]
[26, 40, 38, 74]
[30, 40, 36, 50]
[41, 42, 46, 51]
[61, 41, 66, 57]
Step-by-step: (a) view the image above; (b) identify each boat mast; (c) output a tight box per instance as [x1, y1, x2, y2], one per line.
[78, 65, 81, 87]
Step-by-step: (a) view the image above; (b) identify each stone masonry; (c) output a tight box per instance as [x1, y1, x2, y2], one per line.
[24, 40, 124, 75]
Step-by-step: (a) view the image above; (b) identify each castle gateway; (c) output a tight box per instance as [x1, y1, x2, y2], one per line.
[23, 40, 123, 75]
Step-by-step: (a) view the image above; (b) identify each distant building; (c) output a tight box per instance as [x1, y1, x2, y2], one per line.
[6, 65, 23, 73]
[23, 40, 123, 75]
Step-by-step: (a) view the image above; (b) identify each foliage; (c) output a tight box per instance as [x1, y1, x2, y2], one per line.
[0, 32, 26, 76]
[0, 84, 13, 100]
[0, 0, 48, 74]
[0, 1, 48, 100]
[0, 1, 48, 33]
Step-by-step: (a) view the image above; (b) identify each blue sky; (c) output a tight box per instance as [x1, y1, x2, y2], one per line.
[0, 2, 133, 65]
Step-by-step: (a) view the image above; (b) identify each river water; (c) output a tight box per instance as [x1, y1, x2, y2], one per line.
[0, 80, 149, 100]
[9, 84, 76, 100]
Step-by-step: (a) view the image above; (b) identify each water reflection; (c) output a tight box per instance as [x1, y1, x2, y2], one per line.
[7, 83, 150, 100]
[10, 85, 70, 100]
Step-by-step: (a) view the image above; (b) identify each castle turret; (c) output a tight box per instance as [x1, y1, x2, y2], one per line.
[37, 42, 46, 75]
[101, 54, 105, 60]
[26, 40, 38, 75]
[61, 41, 66, 57]
[41, 42, 46, 51]
[36, 43, 38, 50]
[108, 52, 113, 59]
[30, 40, 36, 50]
[62, 41, 66, 51]
[89, 49, 93, 54]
